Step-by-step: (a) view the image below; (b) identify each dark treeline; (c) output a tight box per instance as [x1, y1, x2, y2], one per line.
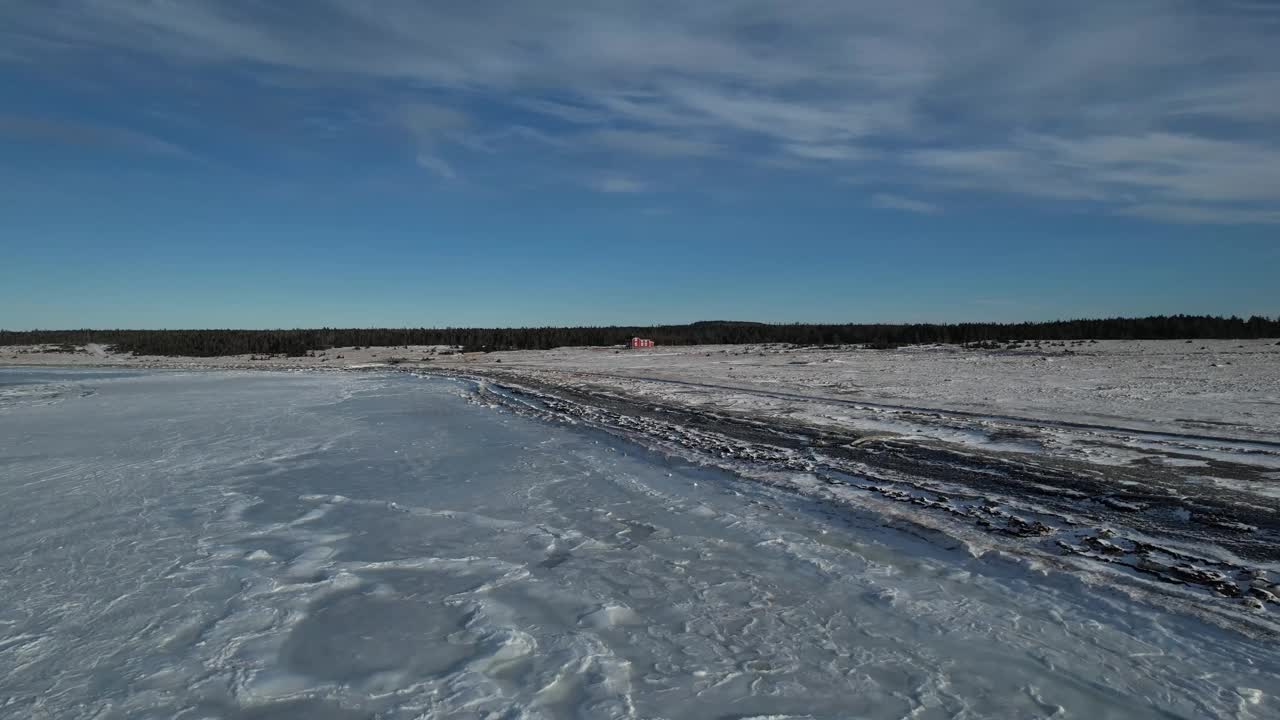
[2, 315, 1277, 357]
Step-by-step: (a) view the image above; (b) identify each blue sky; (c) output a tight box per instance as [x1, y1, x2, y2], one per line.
[2, 1, 1278, 329]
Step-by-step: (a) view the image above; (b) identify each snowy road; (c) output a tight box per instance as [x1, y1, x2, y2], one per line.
[1, 368, 1277, 718]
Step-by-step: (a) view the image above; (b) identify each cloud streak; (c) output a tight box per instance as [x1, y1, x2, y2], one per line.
[870, 193, 941, 215]
[591, 175, 648, 194]
[586, 129, 720, 158]
[397, 102, 467, 179]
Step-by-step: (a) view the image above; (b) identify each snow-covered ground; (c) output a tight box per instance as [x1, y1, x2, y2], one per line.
[5, 342, 1279, 623]
[414, 340, 1280, 635]
[435, 339, 1280, 452]
[7, 339, 1277, 464]
[2, 368, 1277, 718]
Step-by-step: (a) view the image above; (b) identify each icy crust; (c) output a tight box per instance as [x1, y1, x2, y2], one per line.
[2, 368, 1279, 719]
[439, 371, 1280, 636]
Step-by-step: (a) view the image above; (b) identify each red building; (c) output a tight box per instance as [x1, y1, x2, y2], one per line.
[627, 337, 655, 349]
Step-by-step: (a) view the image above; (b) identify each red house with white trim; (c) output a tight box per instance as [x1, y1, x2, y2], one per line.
[627, 337, 655, 349]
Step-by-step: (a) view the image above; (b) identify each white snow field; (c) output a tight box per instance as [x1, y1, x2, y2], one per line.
[432, 340, 1280, 467]
[1, 368, 1277, 719]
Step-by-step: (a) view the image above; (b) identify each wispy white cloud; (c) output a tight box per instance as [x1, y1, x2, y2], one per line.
[4, 0, 1279, 223]
[1116, 203, 1280, 226]
[414, 153, 456, 180]
[397, 102, 466, 178]
[592, 175, 648, 194]
[399, 103, 467, 141]
[907, 145, 1108, 201]
[908, 132, 1280, 214]
[1038, 133, 1280, 203]
[514, 98, 608, 125]
[783, 143, 865, 162]
[870, 193, 940, 215]
[586, 129, 720, 157]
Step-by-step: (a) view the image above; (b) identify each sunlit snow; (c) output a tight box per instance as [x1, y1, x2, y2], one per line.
[1, 368, 1275, 718]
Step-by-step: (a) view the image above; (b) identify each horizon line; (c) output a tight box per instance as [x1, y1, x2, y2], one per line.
[3, 313, 1278, 334]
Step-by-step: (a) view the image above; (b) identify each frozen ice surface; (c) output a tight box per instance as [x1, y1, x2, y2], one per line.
[1, 368, 1277, 719]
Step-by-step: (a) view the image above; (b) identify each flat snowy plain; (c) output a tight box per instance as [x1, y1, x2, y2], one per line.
[1, 364, 1278, 719]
